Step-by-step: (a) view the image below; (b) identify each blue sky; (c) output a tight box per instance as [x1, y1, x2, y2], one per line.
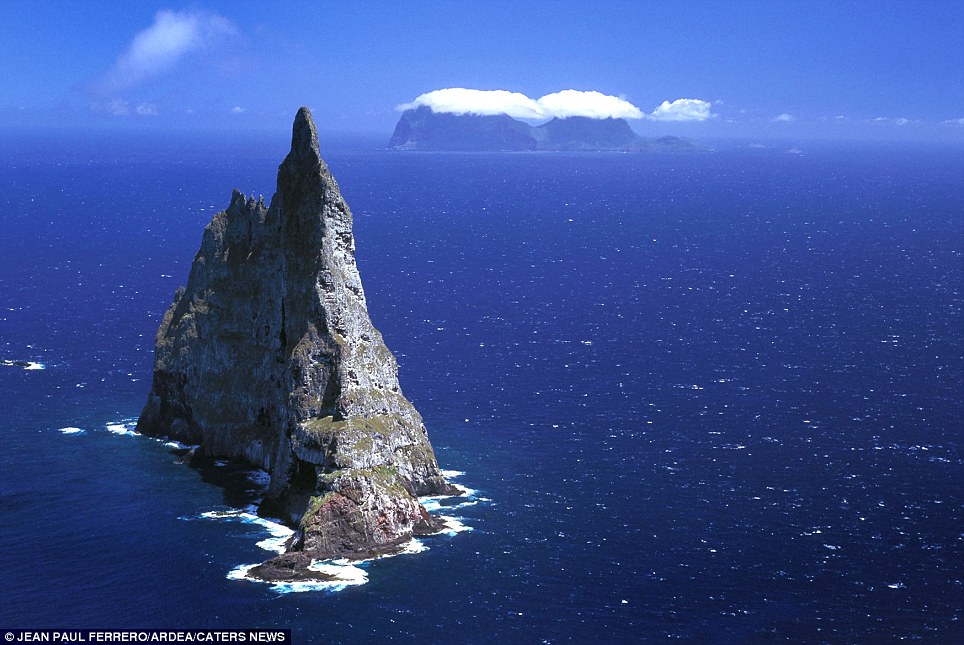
[1, 0, 962, 140]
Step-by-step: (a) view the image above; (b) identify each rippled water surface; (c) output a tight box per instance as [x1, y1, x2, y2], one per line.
[1, 135, 961, 642]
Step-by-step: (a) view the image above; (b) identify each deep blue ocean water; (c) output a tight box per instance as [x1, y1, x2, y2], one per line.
[0, 133, 961, 643]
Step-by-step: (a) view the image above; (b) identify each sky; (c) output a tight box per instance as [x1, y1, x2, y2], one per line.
[1, 0, 962, 140]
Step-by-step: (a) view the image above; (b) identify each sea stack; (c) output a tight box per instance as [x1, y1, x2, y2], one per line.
[137, 107, 457, 577]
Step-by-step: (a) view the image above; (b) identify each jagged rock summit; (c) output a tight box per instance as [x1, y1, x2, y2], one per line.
[137, 107, 458, 579]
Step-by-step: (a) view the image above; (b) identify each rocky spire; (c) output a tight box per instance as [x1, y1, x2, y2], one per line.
[290, 106, 321, 161]
[137, 107, 457, 580]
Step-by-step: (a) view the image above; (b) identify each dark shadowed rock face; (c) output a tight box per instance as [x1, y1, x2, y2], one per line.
[389, 105, 537, 151]
[533, 116, 644, 151]
[389, 107, 702, 152]
[137, 107, 457, 571]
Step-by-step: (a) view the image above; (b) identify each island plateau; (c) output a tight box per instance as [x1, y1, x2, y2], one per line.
[137, 107, 459, 581]
[389, 105, 697, 152]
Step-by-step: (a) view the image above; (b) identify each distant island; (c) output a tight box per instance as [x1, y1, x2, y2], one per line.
[389, 105, 699, 152]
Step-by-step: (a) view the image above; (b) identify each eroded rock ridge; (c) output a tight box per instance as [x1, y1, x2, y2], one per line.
[137, 107, 457, 573]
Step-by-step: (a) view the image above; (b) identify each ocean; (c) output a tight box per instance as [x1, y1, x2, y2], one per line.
[1, 132, 961, 643]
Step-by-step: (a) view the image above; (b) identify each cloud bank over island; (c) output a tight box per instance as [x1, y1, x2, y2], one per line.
[398, 88, 715, 122]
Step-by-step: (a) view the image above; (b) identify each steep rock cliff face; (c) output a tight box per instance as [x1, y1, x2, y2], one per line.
[388, 107, 702, 152]
[137, 107, 457, 568]
[389, 105, 537, 151]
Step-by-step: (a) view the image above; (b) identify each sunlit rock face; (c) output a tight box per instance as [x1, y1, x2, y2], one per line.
[138, 107, 457, 570]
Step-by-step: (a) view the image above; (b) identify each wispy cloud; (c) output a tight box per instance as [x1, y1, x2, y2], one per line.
[90, 98, 159, 117]
[231, 106, 245, 114]
[773, 113, 795, 122]
[870, 116, 915, 126]
[399, 88, 643, 120]
[647, 99, 715, 122]
[943, 117, 964, 126]
[96, 9, 236, 94]
[103, 99, 130, 116]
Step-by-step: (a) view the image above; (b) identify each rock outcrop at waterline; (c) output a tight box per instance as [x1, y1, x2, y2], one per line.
[137, 107, 458, 572]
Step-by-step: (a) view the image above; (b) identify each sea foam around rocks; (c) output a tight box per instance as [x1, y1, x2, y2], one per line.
[211, 472, 485, 593]
[91, 413, 482, 593]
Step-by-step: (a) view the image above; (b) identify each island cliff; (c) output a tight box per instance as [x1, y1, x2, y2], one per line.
[389, 105, 701, 152]
[137, 107, 458, 579]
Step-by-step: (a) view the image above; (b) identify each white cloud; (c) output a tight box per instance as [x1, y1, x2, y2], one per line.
[871, 116, 916, 126]
[231, 106, 244, 114]
[536, 90, 642, 119]
[773, 113, 795, 122]
[99, 9, 236, 93]
[648, 99, 715, 122]
[398, 88, 644, 120]
[106, 99, 129, 116]
[398, 88, 544, 119]
[90, 99, 160, 117]
[943, 117, 964, 126]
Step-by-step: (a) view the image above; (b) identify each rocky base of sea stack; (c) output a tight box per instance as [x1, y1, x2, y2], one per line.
[246, 516, 450, 583]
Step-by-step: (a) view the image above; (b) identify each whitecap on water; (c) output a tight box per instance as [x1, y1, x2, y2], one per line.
[227, 561, 369, 593]
[397, 539, 428, 555]
[421, 497, 479, 512]
[199, 509, 294, 554]
[58, 427, 85, 435]
[438, 516, 474, 535]
[163, 440, 198, 450]
[452, 483, 477, 497]
[216, 471, 481, 591]
[106, 421, 138, 437]
[2, 359, 45, 370]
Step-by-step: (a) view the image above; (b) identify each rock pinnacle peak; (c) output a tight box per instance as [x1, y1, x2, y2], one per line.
[290, 106, 321, 163]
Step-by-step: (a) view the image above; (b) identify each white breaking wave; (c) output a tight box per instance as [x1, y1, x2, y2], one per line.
[224, 538, 431, 594]
[205, 468, 484, 592]
[59, 427, 85, 435]
[199, 509, 294, 554]
[2, 359, 46, 370]
[227, 560, 369, 593]
[438, 516, 474, 535]
[163, 440, 198, 450]
[421, 497, 479, 513]
[452, 483, 477, 497]
[106, 421, 138, 436]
